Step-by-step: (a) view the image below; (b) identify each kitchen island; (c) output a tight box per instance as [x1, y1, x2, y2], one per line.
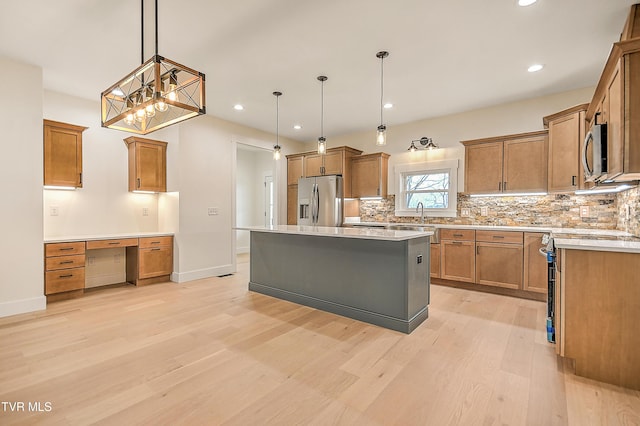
[237, 225, 432, 333]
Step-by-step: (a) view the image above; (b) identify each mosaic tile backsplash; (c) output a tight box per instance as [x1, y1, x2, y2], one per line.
[358, 192, 633, 231]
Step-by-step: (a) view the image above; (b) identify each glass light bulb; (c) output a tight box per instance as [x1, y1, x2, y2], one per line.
[317, 139, 326, 154]
[167, 84, 178, 102]
[124, 113, 135, 125]
[155, 100, 168, 112]
[145, 104, 156, 118]
[273, 147, 281, 160]
[135, 109, 145, 122]
[376, 128, 386, 146]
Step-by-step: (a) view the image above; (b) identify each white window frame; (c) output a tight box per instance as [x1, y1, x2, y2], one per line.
[394, 159, 458, 218]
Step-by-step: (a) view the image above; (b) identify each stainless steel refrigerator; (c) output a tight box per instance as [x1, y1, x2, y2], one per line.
[297, 175, 343, 226]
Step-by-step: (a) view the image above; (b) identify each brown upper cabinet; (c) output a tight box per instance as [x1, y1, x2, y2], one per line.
[543, 104, 589, 192]
[351, 153, 390, 198]
[585, 37, 640, 182]
[620, 4, 640, 41]
[462, 130, 548, 194]
[43, 119, 87, 188]
[124, 136, 167, 192]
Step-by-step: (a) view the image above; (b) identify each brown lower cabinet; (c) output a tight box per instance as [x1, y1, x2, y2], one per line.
[44, 242, 86, 301]
[433, 228, 546, 300]
[127, 236, 174, 286]
[441, 229, 476, 282]
[430, 243, 441, 278]
[475, 230, 523, 290]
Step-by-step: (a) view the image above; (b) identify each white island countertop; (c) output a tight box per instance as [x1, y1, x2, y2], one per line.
[235, 225, 433, 242]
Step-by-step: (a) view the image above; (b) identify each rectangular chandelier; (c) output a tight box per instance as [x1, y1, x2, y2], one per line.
[101, 55, 205, 135]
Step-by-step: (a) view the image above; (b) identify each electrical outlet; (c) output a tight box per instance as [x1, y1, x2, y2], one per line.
[480, 206, 488, 216]
[208, 207, 219, 216]
[626, 205, 631, 220]
[580, 205, 590, 218]
[50, 206, 59, 216]
[461, 208, 471, 217]
[142, 207, 149, 216]
[114, 254, 121, 264]
[87, 256, 95, 265]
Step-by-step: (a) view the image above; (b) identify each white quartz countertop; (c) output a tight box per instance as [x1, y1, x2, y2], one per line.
[351, 222, 640, 253]
[44, 232, 174, 243]
[235, 225, 433, 241]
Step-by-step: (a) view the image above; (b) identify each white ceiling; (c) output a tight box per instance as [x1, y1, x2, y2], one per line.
[0, 0, 635, 142]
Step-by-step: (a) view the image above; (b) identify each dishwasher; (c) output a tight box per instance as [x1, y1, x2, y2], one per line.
[540, 234, 555, 343]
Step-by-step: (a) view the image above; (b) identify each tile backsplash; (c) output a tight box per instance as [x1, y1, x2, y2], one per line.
[359, 193, 621, 229]
[617, 186, 640, 237]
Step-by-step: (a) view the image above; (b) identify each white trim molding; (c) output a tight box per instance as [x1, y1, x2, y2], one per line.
[0, 296, 46, 318]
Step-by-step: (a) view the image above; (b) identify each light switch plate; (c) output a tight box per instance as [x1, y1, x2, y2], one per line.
[480, 206, 488, 216]
[208, 207, 219, 216]
[461, 208, 471, 217]
[50, 206, 59, 216]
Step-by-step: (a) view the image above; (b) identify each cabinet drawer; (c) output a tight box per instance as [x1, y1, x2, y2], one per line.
[86, 238, 138, 249]
[45, 254, 85, 271]
[139, 236, 172, 248]
[476, 230, 523, 245]
[45, 268, 85, 294]
[45, 242, 85, 257]
[440, 229, 475, 241]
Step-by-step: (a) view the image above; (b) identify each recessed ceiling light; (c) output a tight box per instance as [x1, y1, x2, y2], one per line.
[528, 64, 544, 73]
[233, 104, 244, 111]
[293, 124, 302, 130]
[518, 0, 537, 6]
[383, 103, 393, 109]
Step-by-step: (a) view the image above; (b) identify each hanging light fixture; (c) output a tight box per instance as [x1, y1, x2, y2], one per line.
[317, 75, 328, 154]
[101, 0, 205, 135]
[273, 91, 282, 160]
[376, 51, 389, 146]
[408, 136, 439, 152]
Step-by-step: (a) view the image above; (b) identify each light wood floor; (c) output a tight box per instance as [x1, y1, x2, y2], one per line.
[1, 254, 639, 425]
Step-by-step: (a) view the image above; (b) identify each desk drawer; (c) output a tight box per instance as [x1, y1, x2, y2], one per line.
[139, 236, 172, 248]
[476, 230, 523, 245]
[46, 254, 85, 271]
[441, 229, 475, 241]
[45, 268, 85, 294]
[86, 238, 139, 249]
[45, 242, 85, 257]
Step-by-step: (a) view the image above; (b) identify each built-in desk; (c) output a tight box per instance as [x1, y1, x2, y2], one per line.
[44, 233, 173, 303]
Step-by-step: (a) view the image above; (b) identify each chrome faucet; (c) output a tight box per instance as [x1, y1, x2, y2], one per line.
[416, 202, 425, 224]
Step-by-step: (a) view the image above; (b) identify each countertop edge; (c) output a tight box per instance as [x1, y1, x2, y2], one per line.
[235, 226, 432, 242]
[44, 232, 175, 244]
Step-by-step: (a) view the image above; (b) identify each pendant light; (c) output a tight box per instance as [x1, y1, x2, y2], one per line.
[273, 91, 282, 160]
[101, 0, 205, 135]
[317, 75, 328, 155]
[376, 51, 389, 146]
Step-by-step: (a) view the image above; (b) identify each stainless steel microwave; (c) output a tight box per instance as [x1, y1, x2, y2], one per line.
[582, 114, 607, 182]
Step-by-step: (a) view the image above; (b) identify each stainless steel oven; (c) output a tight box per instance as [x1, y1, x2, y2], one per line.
[582, 112, 607, 182]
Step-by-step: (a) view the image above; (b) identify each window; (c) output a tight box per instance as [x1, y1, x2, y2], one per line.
[394, 160, 458, 217]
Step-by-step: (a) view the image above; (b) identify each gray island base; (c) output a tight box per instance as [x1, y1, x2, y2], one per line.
[245, 226, 431, 334]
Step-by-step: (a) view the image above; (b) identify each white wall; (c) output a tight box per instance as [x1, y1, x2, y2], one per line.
[317, 86, 596, 193]
[173, 115, 305, 282]
[0, 58, 45, 317]
[42, 90, 179, 238]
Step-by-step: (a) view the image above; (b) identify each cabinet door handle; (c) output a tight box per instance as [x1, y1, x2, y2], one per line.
[79, 172, 82, 185]
[571, 176, 576, 186]
[492, 236, 505, 239]
[108, 242, 120, 245]
[499, 182, 502, 191]
[58, 274, 73, 279]
[150, 241, 161, 244]
[476, 246, 479, 255]
[60, 247, 74, 251]
[453, 233, 463, 237]
[137, 178, 141, 188]
[59, 260, 74, 264]
[452, 241, 462, 245]
[503, 182, 507, 191]
[151, 248, 161, 251]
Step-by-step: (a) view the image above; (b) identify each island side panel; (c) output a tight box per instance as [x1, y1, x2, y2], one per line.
[249, 231, 430, 333]
[407, 237, 430, 324]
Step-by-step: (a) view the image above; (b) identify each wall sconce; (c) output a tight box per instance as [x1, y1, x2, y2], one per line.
[408, 137, 438, 152]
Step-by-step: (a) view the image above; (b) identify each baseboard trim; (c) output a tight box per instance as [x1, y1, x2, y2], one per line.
[0, 296, 46, 318]
[236, 246, 249, 254]
[173, 264, 235, 283]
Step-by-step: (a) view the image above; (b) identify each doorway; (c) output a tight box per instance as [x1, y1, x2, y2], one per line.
[235, 143, 276, 254]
